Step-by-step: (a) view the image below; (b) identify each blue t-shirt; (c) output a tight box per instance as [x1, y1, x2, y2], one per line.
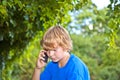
[40, 54, 90, 80]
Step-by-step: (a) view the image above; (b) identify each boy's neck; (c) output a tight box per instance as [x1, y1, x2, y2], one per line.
[58, 52, 70, 68]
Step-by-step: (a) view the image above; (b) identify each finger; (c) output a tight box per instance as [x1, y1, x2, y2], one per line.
[38, 50, 44, 58]
[40, 51, 47, 58]
[39, 56, 45, 61]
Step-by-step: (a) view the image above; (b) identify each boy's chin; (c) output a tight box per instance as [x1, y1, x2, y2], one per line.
[52, 59, 58, 62]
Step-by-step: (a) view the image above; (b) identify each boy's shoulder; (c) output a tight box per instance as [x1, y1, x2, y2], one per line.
[69, 53, 88, 69]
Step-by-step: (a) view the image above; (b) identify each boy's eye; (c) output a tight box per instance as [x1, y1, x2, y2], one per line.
[51, 49, 57, 52]
[44, 49, 48, 51]
[50, 49, 55, 51]
[53, 50, 56, 51]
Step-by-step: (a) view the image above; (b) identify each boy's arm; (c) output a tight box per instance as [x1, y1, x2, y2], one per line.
[32, 68, 42, 80]
[32, 50, 47, 80]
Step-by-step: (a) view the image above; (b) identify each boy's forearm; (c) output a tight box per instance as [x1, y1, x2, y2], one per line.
[32, 68, 42, 80]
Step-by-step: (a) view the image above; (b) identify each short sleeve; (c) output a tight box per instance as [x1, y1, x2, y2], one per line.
[40, 69, 51, 80]
[67, 72, 83, 80]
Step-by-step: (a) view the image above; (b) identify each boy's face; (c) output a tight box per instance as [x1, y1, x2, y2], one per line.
[46, 46, 66, 62]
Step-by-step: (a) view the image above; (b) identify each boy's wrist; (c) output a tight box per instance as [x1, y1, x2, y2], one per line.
[35, 66, 42, 70]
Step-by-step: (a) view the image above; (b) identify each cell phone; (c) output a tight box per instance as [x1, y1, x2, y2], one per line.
[43, 52, 48, 63]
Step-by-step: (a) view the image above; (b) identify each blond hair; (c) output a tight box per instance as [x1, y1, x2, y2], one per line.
[40, 25, 72, 51]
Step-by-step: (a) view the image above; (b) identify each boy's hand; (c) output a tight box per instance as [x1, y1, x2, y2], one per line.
[36, 50, 48, 69]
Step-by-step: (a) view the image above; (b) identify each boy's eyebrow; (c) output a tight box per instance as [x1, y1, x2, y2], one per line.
[44, 48, 54, 51]
[45, 47, 58, 51]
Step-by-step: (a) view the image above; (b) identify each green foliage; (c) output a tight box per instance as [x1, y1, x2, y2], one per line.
[71, 34, 120, 80]
[98, 48, 120, 80]
[0, 0, 88, 55]
[2, 31, 42, 80]
[69, 1, 110, 36]
[107, 0, 120, 48]
[71, 34, 107, 80]
[69, 0, 120, 49]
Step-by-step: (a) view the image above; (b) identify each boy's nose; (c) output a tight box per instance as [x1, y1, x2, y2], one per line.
[49, 51, 54, 57]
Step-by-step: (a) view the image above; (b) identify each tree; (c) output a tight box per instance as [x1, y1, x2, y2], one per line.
[69, 0, 120, 48]
[107, 0, 120, 48]
[69, 0, 110, 36]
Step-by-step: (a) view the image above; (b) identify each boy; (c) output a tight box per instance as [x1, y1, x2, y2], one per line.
[32, 25, 90, 80]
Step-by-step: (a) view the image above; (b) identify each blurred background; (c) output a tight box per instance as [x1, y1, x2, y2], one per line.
[0, 0, 120, 80]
